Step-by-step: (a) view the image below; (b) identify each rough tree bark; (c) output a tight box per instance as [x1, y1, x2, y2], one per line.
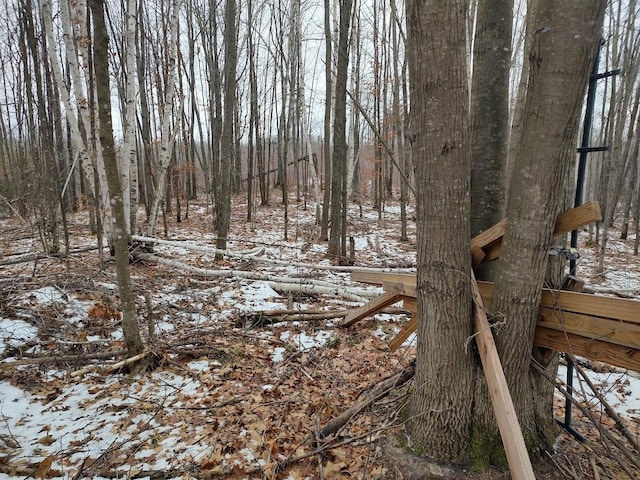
[327, 0, 353, 260]
[405, 0, 474, 463]
[470, 0, 512, 246]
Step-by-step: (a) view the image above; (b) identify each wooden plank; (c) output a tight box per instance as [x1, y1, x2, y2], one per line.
[537, 308, 640, 350]
[534, 327, 640, 373]
[554, 201, 602, 237]
[470, 219, 507, 256]
[389, 314, 418, 352]
[471, 272, 535, 480]
[351, 271, 415, 286]
[339, 291, 403, 327]
[481, 202, 601, 263]
[382, 280, 417, 298]
[539, 289, 640, 325]
[476, 281, 640, 326]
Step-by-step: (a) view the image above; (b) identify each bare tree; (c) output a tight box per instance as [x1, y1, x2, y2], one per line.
[405, 0, 474, 463]
[89, 0, 143, 356]
[215, 0, 238, 252]
[327, 0, 353, 261]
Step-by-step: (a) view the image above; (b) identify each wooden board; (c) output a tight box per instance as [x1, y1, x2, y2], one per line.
[402, 297, 417, 313]
[480, 201, 601, 264]
[389, 314, 418, 352]
[339, 291, 403, 327]
[471, 273, 535, 480]
[534, 327, 640, 373]
[476, 281, 640, 326]
[382, 280, 417, 298]
[351, 271, 415, 286]
[537, 307, 640, 350]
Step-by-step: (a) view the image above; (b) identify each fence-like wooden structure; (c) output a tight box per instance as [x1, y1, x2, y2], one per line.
[340, 201, 640, 479]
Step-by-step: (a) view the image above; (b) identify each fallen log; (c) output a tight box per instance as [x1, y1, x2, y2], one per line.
[141, 253, 376, 302]
[0, 349, 128, 368]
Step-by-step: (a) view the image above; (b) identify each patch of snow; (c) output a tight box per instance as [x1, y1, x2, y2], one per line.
[558, 364, 640, 419]
[22, 285, 66, 304]
[271, 347, 286, 363]
[0, 318, 39, 354]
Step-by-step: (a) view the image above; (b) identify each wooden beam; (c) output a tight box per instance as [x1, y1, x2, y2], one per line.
[340, 291, 403, 327]
[537, 307, 640, 350]
[351, 271, 415, 286]
[403, 297, 417, 313]
[534, 327, 640, 373]
[471, 272, 535, 480]
[382, 280, 417, 298]
[476, 281, 640, 326]
[480, 201, 601, 264]
[389, 314, 418, 352]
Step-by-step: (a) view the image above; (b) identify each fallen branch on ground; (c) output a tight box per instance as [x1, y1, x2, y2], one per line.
[0, 349, 129, 368]
[140, 253, 376, 302]
[133, 234, 416, 273]
[317, 361, 415, 439]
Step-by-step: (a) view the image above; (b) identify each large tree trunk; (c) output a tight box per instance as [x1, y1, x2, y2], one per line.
[406, 0, 474, 463]
[491, 0, 606, 456]
[89, 0, 143, 357]
[320, 0, 331, 239]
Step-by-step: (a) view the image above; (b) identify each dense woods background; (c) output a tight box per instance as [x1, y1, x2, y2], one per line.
[0, 0, 638, 257]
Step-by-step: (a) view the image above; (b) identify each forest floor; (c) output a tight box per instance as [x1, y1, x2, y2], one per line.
[0, 194, 639, 480]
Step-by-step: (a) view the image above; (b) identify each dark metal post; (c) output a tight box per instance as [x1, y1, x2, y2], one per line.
[561, 38, 619, 441]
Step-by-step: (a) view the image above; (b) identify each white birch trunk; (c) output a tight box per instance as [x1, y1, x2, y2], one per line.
[66, 0, 114, 242]
[41, 0, 95, 196]
[146, 0, 181, 237]
[120, 0, 139, 234]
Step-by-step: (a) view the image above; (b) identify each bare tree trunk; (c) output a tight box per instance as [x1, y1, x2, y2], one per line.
[216, 0, 238, 253]
[89, 0, 143, 357]
[327, 0, 353, 260]
[320, 0, 332, 238]
[146, 0, 181, 237]
[491, 0, 606, 456]
[470, 0, 512, 245]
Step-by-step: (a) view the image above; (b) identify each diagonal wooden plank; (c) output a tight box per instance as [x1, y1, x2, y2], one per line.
[479, 201, 601, 265]
[389, 314, 418, 352]
[471, 272, 535, 479]
[339, 291, 403, 327]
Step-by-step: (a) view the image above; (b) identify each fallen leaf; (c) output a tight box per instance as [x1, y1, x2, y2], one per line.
[34, 455, 55, 479]
[38, 435, 56, 446]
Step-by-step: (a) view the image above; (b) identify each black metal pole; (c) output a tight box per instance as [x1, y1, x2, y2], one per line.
[562, 39, 619, 442]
